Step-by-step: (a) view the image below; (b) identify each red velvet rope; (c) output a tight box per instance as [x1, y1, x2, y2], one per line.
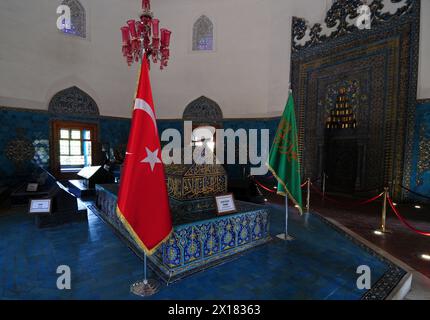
[253, 178, 383, 209]
[253, 179, 278, 193]
[310, 183, 384, 207]
[252, 177, 309, 194]
[387, 195, 430, 237]
[251, 177, 430, 237]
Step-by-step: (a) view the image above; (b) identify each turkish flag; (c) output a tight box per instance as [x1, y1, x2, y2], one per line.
[116, 56, 172, 255]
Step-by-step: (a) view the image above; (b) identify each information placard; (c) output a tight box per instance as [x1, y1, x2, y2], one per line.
[29, 199, 52, 214]
[215, 194, 237, 215]
[26, 183, 39, 192]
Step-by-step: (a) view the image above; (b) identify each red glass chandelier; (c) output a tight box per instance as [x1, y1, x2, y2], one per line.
[121, 0, 171, 69]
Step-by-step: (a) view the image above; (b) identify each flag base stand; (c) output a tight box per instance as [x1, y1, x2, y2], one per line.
[131, 254, 159, 297]
[130, 279, 160, 297]
[276, 233, 294, 241]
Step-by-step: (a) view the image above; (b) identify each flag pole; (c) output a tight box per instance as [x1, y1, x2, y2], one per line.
[277, 196, 294, 241]
[285, 196, 289, 237]
[143, 253, 148, 284]
[130, 252, 160, 297]
[271, 88, 299, 242]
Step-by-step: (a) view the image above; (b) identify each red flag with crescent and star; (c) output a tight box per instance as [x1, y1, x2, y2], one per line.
[116, 56, 172, 255]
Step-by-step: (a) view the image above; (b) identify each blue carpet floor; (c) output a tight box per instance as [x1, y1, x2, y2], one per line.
[0, 203, 400, 299]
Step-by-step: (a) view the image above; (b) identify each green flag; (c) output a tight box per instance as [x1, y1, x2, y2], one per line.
[267, 92, 303, 214]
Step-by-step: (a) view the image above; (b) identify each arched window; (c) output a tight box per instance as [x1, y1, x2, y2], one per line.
[60, 0, 86, 38]
[192, 15, 214, 51]
[49, 87, 99, 177]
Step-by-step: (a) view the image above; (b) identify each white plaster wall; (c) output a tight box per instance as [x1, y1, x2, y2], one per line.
[151, 0, 271, 119]
[267, 0, 327, 116]
[0, 0, 140, 118]
[0, 0, 271, 119]
[0, 0, 428, 119]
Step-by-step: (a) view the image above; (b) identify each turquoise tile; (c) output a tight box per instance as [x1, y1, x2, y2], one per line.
[0, 202, 404, 300]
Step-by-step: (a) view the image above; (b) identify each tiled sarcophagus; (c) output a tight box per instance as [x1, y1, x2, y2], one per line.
[150, 202, 270, 282]
[94, 184, 271, 283]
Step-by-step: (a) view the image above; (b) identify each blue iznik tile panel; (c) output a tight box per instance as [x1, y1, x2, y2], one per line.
[158, 119, 183, 135]
[99, 117, 131, 153]
[0, 108, 50, 183]
[409, 101, 430, 201]
[223, 118, 279, 179]
[0, 107, 132, 185]
[4, 101, 429, 202]
[0, 106, 281, 185]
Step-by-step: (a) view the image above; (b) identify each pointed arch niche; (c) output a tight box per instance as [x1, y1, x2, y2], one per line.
[183, 96, 223, 154]
[49, 86, 99, 116]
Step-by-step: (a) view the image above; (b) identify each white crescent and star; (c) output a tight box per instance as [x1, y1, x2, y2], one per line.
[140, 147, 161, 172]
[127, 98, 161, 171]
[134, 98, 157, 133]
[125, 98, 159, 166]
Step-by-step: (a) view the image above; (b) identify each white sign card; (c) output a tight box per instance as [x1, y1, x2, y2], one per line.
[26, 183, 39, 192]
[215, 194, 237, 215]
[29, 199, 52, 214]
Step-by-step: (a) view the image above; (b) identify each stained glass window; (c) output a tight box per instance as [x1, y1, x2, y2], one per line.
[60, 0, 86, 38]
[193, 15, 214, 51]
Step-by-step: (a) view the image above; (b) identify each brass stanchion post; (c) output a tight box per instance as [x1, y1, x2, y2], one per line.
[379, 187, 390, 234]
[306, 178, 311, 213]
[322, 173, 327, 202]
